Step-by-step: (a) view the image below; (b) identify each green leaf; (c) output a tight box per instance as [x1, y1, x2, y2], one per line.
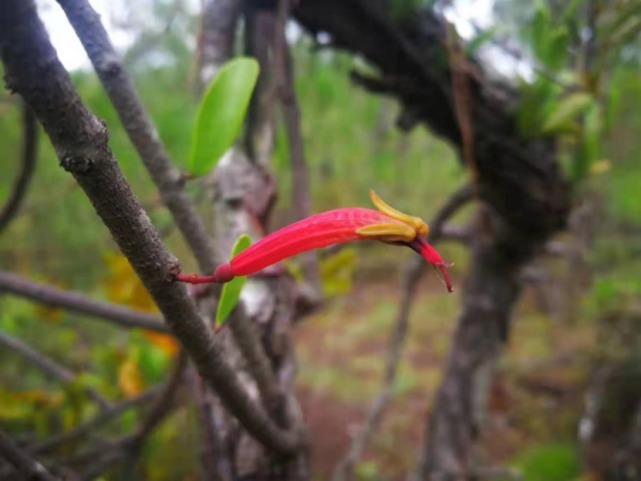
[531, 2, 551, 62]
[188, 57, 259, 177]
[543, 29, 569, 70]
[542, 92, 594, 134]
[215, 234, 251, 328]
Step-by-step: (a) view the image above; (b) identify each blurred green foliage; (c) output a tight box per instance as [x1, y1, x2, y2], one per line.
[2, 0, 641, 478]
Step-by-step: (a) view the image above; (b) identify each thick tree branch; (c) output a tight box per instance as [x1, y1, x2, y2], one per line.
[0, 331, 109, 409]
[0, 99, 37, 234]
[0, 0, 300, 456]
[0, 271, 168, 333]
[55, 0, 217, 273]
[0, 430, 58, 481]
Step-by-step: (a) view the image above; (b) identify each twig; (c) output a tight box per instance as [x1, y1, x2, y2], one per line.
[117, 350, 188, 479]
[0, 429, 59, 481]
[191, 367, 232, 481]
[0, 331, 109, 409]
[229, 306, 284, 419]
[333, 185, 473, 481]
[30, 387, 161, 455]
[0, 99, 37, 234]
[274, 0, 321, 294]
[0, 271, 168, 333]
[55, 0, 217, 273]
[0, 0, 299, 455]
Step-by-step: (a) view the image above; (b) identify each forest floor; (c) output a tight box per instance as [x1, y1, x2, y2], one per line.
[293, 273, 595, 480]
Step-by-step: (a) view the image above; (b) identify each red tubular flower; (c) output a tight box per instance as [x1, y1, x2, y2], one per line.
[176, 191, 453, 292]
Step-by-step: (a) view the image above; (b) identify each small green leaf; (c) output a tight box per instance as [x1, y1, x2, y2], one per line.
[215, 234, 251, 327]
[542, 92, 594, 134]
[189, 57, 259, 176]
[531, 1, 551, 62]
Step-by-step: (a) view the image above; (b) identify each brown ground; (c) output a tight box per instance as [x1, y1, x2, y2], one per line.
[293, 275, 594, 480]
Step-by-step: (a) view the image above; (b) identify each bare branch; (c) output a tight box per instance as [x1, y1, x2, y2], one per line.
[275, 0, 321, 295]
[30, 388, 161, 455]
[0, 430, 59, 481]
[54, 0, 217, 273]
[0, 99, 37, 234]
[0, 331, 109, 409]
[191, 367, 233, 481]
[229, 305, 285, 418]
[0, 271, 168, 333]
[333, 185, 474, 481]
[0, 0, 300, 455]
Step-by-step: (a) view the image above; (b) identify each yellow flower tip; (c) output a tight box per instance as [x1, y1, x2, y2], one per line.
[369, 190, 429, 239]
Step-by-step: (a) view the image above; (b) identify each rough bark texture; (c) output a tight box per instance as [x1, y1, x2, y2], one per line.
[0, 0, 300, 457]
[292, 1, 571, 479]
[195, 2, 309, 479]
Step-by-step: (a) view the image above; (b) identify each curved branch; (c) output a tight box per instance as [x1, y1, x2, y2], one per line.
[0, 271, 168, 333]
[0, 0, 300, 456]
[333, 184, 474, 481]
[0, 100, 37, 234]
[0, 331, 109, 409]
[30, 387, 161, 455]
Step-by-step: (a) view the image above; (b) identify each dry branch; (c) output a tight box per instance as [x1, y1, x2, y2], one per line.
[0, 100, 37, 234]
[0, 0, 300, 456]
[333, 184, 474, 481]
[31, 388, 161, 455]
[0, 331, 109, 409]
[0, 271, 168, 333]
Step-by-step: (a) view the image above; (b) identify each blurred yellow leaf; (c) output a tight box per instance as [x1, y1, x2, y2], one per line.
[34, 304, 63, 323]
[319, 248, 357, 297]
[118, 357, 144, 397]
[590, 159, 611, 176]
[103, 252, 157, 313]
[0, 389, 63, 420]
[143, 331, 179, 356]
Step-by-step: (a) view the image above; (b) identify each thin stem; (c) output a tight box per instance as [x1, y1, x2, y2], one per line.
[0, 99, 38, 234]
[30, 388, 161, 455]
[333, 185, 474, 481]
[0, 331, 109, 409]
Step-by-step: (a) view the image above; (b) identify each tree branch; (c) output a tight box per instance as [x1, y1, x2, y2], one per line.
[275, 0, 321, 295]
[0, 430, 58, 481]
[0, 271, 168, 333]
[30, 387, 161, 455]
[0, 331, 109, 409]
[54, 0, 217, 274]
[55, 0, 290, 440]
[0, 0, 300, 456]
[333, 185, 474, 481]
[0, 99, 37, 234]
